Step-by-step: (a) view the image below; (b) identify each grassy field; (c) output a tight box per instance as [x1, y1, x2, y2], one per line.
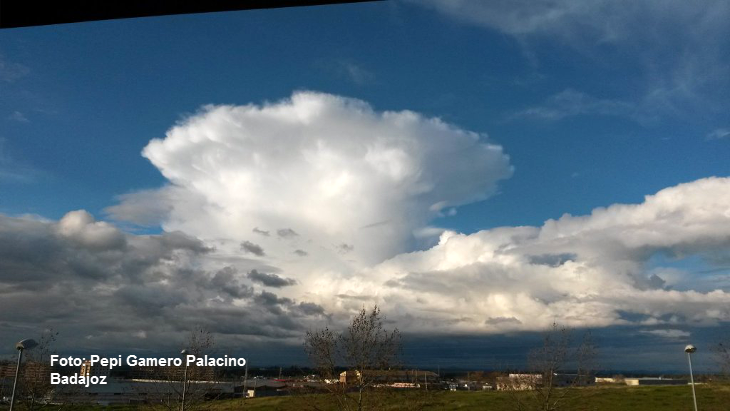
[3, 384, 729, 410]
[226, 384, 730, 410]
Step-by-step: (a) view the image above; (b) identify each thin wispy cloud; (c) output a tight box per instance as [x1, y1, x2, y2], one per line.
[8, 111, 29, 123]
[641, 329, 691, 339]
[336, 243, 354, 254]
[706, 128, 730, 140]
[316, 59, 376, 86]
[0, 138, 42, 183]
[0, 55, 29, 83]
[337, 61, 375, 86]
[415, 0, 730, 123]
[511, 89, 636, 121]
[412, 0, 730, 54]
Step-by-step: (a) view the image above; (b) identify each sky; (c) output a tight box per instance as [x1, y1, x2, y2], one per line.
[1, 0, 730, 372]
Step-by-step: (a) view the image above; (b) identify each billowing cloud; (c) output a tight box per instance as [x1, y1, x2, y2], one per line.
[327, 177, 730, 333]
[56, 210, 127, 250]
[4, 177, 730, 352]
[0, 211, 326, 352]
[109, 91, 513, 269]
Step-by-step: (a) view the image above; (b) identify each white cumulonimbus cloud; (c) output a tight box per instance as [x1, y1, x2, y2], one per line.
[109, 91, 513, 270]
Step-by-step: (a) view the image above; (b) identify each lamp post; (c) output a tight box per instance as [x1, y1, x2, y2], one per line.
[180, 349, 188, 411]
[10, 339, 38, 411]
[685, 344, 698, 411]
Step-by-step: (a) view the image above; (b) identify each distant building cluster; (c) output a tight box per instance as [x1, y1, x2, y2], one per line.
[624, 377, 688, 386]
[495, 373, 595, 391]
[338, 370, 439, 385]
[80, 360, 110, 378]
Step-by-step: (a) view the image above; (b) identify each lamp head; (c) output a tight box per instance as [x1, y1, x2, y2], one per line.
[181, 349, 188, 355]
[685, 344, 697, 354]
[16, 339, 38, 351]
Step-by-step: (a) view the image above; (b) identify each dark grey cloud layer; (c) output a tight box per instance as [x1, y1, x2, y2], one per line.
[247, 270, 297, 288]
[0, 211, 325, 354]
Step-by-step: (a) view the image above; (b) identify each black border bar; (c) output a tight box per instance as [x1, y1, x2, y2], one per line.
[0, 0, 382, 29]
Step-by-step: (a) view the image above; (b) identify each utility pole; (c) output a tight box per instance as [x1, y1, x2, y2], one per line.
[243, 363, 248, 395]
[180, 349, 188, 411]
[9, 346, 23, 411]
[10, 339, 38, 411]
[685, 345, 698, 411]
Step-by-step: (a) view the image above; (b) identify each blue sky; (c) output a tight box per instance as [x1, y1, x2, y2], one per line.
[2, 1, 730, 371]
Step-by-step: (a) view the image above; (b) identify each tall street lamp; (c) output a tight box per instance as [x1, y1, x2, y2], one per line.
[10, 339, 38, 411]
[685, 344, 698, 411]
[180, 349, 189, 411]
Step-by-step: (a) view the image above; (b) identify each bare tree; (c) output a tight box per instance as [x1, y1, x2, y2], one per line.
[140, 327, 221, 411]
[179, 328, 220, 411]
[510, 322, 598, 411]
[303, 305, 402, 411]
[713, 338, 730, 379]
